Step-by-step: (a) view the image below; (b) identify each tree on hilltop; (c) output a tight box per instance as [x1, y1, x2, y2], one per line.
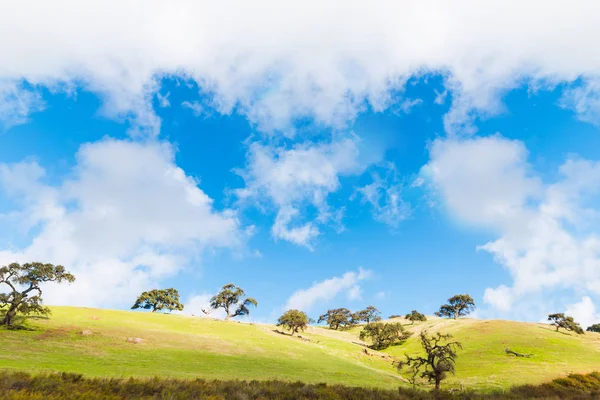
[354, 305, 382, 323]
[318, 308, 354, 330]
[131, 288, 184, 313]
[277, 309, 309, 335]
[398, 331, 462, 390]
[405, 310, 427, 324]
[435, 294, 475, 319]
[548, 313, 584, 334]
[359, 322, 411, 350]
[208, 283, 257, 320]
[1, 262, 75, 327]
[587, 323, 600, 333]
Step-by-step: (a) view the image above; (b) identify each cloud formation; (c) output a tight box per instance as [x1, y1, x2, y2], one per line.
[284, 268, 371, 312]
[423, 136, 600, 315]
[236, 136, 376, 247]
[565, 296, 600, 330]
[0, 139, 244, 307]
[1, 1, 600, 134]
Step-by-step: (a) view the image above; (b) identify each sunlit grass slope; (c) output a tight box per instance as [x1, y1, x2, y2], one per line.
[0, 307, 400, 389]
[380, 316, 600, 391]
[1, 307, 599, 392]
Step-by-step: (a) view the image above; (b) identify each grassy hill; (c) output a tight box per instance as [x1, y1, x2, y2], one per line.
[1, 307, 599, 392]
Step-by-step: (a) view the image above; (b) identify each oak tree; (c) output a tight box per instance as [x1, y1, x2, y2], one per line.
[548, 313, 584, 334]
[587, 323, 600, 333]
[405, 310, 427, 324]
[131, 288, 184, 313]
[0, 262, 75, 327]
[435, 294, 475, 319]
[318, 308, 353, 330]
[359, 322, 412, 350]
[277, 309, 309, 335]
[398, 331, 462, 390]
[354, 305, 382, 323]
[209, 283, 257, 320]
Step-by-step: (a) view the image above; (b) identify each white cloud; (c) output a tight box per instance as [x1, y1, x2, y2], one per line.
[347, 285, 362, 301]
[0, 139, 245, 307]
[156, 91, 170, 108]
[565, 296, 600, 329]
[394, 98, 423, 115]
[1, 1, 600, 134]
[236, 136, 378, 247]
[284, 268, 371, 312]
[181, 100, 206, 116]
[0, 80, 44, 131]
[424, 136, 600, 315]
[422, 136, 542, 229]
[561, 79, 600, 127]
[354, 165, 411, 227]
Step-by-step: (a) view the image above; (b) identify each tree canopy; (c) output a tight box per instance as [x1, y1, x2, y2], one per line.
[548, 313, 584, 334]
[587, 323, 600, 333]
[359, 322, 412, 350]
[318, 308, 354, 330]
[353, 306, 382, 324]
[277, 309, 309, 335]
[0, 262, 75, 326]
[398, 331, 462, 390]
[405, 310, 427, 324]
[131, 288, 184, 313]
[209, 283, 257, 320]
[435, 294, 475, 319]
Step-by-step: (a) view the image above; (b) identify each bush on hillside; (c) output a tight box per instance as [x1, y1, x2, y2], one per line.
[586, 323, 600, 333]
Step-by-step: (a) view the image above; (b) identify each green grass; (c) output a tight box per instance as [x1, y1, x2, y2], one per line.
[1, 307, 599, 392]
[0, 307, 400, 389]
[382, 317, 600, 391]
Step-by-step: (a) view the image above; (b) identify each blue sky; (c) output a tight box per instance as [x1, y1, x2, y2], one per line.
[1, 1, 600, 328]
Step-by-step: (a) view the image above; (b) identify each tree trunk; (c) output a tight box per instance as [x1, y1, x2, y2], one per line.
[2, 303, 18, 326]
[435, 376, 441, 390]
[453, 314, 457, 320]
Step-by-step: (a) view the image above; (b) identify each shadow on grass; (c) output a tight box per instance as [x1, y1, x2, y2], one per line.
[0, 313, 48, 331]
[537, 325, 573, 336]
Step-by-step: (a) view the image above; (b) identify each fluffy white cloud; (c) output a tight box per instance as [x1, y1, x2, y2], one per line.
[565, 296, 600, 330]
[284, 268, 371, 312]
[0, 139, 245, 307]
[236, 136, 378, 247]
[1, 1, 600, 134]
[424, 136, 600, 315]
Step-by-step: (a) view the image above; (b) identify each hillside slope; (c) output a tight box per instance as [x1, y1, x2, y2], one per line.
[381, 317, 600, 390]
[1, 307, 599, 391]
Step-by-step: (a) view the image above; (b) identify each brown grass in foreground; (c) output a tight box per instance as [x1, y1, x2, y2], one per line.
[1, 370, 599, 399]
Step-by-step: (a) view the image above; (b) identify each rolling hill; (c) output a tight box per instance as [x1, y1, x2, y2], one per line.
[1, 307, 599, 392]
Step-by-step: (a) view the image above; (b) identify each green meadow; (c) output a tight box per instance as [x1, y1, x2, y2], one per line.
[1, 306, 599, 393]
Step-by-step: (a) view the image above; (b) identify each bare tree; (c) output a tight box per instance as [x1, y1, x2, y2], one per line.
[398, 331, 462, 390]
